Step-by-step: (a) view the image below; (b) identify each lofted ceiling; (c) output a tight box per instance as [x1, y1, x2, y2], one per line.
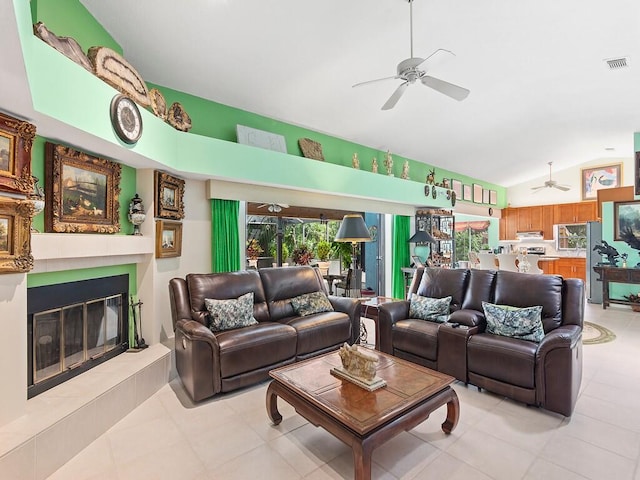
[64, 1, 640, 187]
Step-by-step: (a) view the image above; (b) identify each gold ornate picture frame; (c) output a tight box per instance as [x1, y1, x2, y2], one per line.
[154, 171, 185, 220]
[155, 220, 182, 258]
[44, 142, 121, 233]
[0, 196, 34, 273]
[0, 112, 36, 195]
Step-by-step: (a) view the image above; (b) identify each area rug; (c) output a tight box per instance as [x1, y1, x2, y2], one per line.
[582, 321, 616, 345]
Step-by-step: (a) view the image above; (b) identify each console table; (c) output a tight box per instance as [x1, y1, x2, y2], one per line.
[593, 266, 640, 309]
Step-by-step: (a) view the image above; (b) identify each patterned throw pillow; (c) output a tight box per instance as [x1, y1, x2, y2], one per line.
[290, 291, 334, 317]
[409, 294, 451, 323]
[205, 292, 258, 332]
[482, 301, 545, 343]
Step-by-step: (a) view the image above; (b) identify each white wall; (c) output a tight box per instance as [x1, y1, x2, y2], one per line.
[506, 157, 633, 207]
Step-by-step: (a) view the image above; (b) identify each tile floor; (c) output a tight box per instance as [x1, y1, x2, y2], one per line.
[47, 303, 640, 479]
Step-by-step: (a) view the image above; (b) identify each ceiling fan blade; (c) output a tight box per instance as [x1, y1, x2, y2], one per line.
[421, 75, 470, 101]
[554, 185, 571, 191]
[382, 82, 409, 110]
[531, 186, 546, 191]
[416, 48, 456, 71]
[352, 75, 399, 88]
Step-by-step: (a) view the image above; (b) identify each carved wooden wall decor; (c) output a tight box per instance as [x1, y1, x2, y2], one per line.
[298, 138, 325, 161]
[33, 22, 93, 72]
[0, 197, 35, 273]
[167, 103, 192, 132]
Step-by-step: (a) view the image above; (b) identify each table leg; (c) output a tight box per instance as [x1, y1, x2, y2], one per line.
[441, 390, 460, 434]
[266, 381, 282, 425]
[352, 440, 373, 480]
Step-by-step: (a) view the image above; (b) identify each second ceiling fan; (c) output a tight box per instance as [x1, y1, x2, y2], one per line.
[353, 0, 470, 110]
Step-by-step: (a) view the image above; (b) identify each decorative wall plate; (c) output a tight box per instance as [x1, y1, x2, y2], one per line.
[149, 88, 167, 120]
[298, 138, 324, 161]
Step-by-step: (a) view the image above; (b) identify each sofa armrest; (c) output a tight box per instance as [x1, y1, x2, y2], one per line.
[448, 309, 486, 331]
[536, 324, 581, 358]
[329, 295, 361, 345]
[378, 301, 410, 353]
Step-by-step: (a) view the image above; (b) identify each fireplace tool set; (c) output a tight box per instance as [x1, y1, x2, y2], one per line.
[128, 295, 148, 351]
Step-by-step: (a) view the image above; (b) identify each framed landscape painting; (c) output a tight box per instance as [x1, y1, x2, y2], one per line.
[44, 143, 121, 233]
[155, 171, 185, 220]
[581, 163, 621, 201]
[614, 201, 640, 241]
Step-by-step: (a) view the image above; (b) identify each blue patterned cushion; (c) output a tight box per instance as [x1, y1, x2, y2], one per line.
[409, 294, 451, 323]
[291, 291, 334, 316]
[205, 292, 258, 332]
[482, 301, 545, 343]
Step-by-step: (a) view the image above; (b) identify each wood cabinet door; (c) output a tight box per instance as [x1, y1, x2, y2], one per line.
[553, 204, 575, 224]
[542, 205, 554, 240]
[554, 258, 586, 281]
[538, 259, 555, 275]
[500, 208, 517, 240]
[574, 202, 597, 222]
[517, 206, 542, 231]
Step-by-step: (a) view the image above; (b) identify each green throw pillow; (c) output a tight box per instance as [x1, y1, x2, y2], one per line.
[291, 291, 334, 316]
[205, 292, 258, 332]
[409, 294, 451, 323]
[481, 301, 545, 343]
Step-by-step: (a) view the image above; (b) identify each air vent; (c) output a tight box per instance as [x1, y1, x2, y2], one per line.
[605, 56, 630, 69]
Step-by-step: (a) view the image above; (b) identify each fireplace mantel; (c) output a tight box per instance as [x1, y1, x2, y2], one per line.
[31, 233, 154, 273]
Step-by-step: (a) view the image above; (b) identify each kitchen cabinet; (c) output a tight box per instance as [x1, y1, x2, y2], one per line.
[552, 257, 586, 282]
[499, 205, 553, 240]
[553, 202, 597, 224]
[537, 259, 556, 275]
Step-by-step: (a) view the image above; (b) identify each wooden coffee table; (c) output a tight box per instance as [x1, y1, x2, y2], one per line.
[266, 350, 459, 480]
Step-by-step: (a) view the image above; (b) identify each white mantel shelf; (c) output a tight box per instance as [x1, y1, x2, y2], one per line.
[30, 233, 155, 273]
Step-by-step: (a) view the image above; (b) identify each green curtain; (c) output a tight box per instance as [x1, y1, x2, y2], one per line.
[211, 199, 241, 273]
[392, 215, 411, 299]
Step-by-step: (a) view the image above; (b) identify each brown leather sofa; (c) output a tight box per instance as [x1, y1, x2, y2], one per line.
[169, 266, 360, 402]
[378, 267, 584, 416]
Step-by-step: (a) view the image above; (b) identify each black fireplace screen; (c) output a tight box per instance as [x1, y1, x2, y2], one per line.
[28, 275, 129, 398]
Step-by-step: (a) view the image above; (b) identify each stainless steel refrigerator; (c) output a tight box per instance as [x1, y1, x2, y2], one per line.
[586, 221, 602, 304]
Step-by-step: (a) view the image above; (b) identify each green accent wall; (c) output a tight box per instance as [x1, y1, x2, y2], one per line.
[31, 0, 122, 54]
[22, 0, 506, 208]
[27, 264, 137, 295]
[30, 135, 137, 234]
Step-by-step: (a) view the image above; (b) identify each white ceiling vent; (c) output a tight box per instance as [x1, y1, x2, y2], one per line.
[604, 56, 630, 70]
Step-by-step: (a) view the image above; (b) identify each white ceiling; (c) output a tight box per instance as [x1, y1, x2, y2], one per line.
[72, 1, 640, 187]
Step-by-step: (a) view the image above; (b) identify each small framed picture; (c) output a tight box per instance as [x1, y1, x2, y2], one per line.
[0, 112, 36, 195]
[155, 220, 183, 258]
[489, 190, 498, 205]
[0, 196, 34, 273]
[482, 189, 490, 204]
[155, 171, 185, 220]
[451, 179, 463, 198]
[463, 184, 472, 201]
[473, 184, 483, 203]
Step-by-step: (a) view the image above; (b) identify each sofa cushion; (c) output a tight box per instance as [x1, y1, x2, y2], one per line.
[392, 319, 440, 361]
[409, 294, 451, 323]
[415, 268, 469, 311]
[282, 311, 351, 356]
[205, 292, 258, 332]
[291, 291, 334, 316]
[482, 301, 545, 343]
[259, 266, 327, 321]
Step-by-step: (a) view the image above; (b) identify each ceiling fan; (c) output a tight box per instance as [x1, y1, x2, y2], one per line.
[531, 162, 571, 192]
[352, 0, 470, 110]
[257, 203, 289, 213]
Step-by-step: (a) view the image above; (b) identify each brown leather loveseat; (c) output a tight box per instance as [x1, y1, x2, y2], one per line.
[379, 268, 584, 416]
[169, 266, 360, 402]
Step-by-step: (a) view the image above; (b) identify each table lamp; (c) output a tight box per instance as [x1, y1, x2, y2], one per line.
[408, 230, 435, 265]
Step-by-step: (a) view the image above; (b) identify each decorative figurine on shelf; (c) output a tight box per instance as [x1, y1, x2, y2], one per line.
[426, 168, 436, 185]
[621, 253, 628, 268]
[371, 157, 378, 173]
[401, 160, 409, 180]
[127, 193, 146, 236]
[384, 150, 393, 176]
[352, 152, 360, 169]
[29, 176, 45, 233]
[593, 240, 620, 266]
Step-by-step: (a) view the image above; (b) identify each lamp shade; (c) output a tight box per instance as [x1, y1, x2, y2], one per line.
[408, 230, 435, 244]
[334, 214, 371, 242]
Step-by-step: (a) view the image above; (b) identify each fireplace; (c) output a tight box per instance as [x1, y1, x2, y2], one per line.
[27, 274, 129, 398]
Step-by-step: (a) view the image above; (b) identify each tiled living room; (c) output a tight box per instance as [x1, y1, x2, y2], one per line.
[41, 303, 640, 480]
